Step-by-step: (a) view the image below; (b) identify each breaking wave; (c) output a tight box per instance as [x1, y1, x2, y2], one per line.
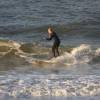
[31, 44, 100, 67]
[0, 39, 100, 70]
[0, 41, 100, 97]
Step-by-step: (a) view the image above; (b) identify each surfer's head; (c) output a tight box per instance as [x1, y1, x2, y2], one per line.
[48, 26, 54, 34]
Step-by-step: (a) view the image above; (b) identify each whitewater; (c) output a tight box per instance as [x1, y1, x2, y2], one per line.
[0, 40, 100, 99]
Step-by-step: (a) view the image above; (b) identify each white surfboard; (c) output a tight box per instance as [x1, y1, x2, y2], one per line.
[31, 58, 54, 66]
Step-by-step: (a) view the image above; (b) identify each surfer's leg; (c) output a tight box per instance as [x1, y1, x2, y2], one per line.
[55, 44, 60, 57]
[56, 47, 59, 56]
[52, 44, 56, 57]
[55, 42, 60, 56]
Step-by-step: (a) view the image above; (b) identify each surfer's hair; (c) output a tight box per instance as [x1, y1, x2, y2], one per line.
[48, 26, 54, 33]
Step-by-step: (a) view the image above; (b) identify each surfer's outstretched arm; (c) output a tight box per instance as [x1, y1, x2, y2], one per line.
[46, 33, 53, 40]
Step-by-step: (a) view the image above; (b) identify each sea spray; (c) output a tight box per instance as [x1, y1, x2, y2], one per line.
[71, 44, 93, 63]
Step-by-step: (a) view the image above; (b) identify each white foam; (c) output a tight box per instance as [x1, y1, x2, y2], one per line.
[49, 44, 93, 65]
[95, 48, 100, 56]
[50, 52, 75, 65]
[0, 73, 100, 97]
[71, 44, 92, 63]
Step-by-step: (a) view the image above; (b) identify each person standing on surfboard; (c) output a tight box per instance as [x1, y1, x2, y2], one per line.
[46, 26, 60, 57]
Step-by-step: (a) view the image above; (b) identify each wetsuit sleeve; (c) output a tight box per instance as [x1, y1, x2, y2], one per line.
[46, 34, 53, 40]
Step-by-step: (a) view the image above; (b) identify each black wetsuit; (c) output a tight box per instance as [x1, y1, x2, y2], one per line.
[47, 32, 60, 57]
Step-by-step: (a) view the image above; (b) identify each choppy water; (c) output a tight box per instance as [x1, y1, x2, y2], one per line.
[0, 0, 100, 100]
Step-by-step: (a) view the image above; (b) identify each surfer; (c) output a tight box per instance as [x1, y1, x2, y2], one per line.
[46, 26, 60, 57]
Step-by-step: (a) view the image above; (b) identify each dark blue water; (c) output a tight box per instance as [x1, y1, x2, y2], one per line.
[0, 0, 100, 26]
[0, 0, 100, 47]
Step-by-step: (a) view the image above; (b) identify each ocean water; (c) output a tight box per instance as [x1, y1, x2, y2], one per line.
[0, 0, 100, 100]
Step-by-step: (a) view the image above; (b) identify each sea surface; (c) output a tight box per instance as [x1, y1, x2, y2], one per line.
[0, 0, 100, 100]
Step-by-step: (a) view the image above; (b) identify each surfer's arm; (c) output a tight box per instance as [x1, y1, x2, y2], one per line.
[46, 37, 52, 40]
[46, 34, 53, 40]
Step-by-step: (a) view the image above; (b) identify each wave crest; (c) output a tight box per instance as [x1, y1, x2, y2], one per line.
[0, 39, 100, 69]
[45, 44, 100, 66]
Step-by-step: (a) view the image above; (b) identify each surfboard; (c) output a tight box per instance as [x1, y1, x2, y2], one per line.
[31, 58, 55, 67]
